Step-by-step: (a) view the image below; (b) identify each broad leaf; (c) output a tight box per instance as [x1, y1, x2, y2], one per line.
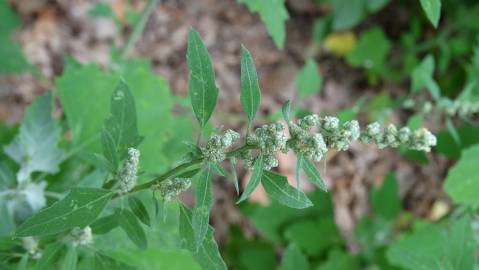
[240, 46, 261, 126]
[4, 92, 63, 183]
[102, 81, 142, 172]
[33, 243, 62, 270]
[302, 158, 327, 192]
[237, 154, 264, 203]
[444, 144, 479, 208]
[278, 244, 310, 270]
[420, 0, 441, 28]
[94, 252, 136, 270]
[262, 170, 313, 209]
[239, 0, 288, 48]
[411, 55, 440, 99]
[118, 209, 147, 249]
[179, 205, 227, 270]
[192, 164, 213, 250]
[346, 27, 390, 73]
[128, 196, 150, 227]
[16, 188, 113, 237]
[331, 0, 365, 30]
[296, 59, 322, 97]
[370, 174, 400, 220]
[187, 28, 218, 129]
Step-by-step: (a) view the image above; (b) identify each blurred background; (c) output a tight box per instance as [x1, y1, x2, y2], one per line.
[1, 0, 479, 269]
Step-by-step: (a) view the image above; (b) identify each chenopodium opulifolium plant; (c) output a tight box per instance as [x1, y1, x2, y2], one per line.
[8, 27, 436, 270]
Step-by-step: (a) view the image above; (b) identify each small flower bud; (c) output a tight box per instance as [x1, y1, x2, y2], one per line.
[158, 177, 192, 201]
[70, 226, 93, 246]
[119, 148, 140, 194]
[322, 116, 339, 131]
[22, 237, 42, 259]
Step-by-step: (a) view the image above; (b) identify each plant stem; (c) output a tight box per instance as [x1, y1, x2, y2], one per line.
[121, 0, 159, 60]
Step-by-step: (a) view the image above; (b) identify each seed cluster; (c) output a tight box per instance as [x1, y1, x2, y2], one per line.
[202, 129, 240, 163]
[246, 122, 288, 169]
[119, 148, 140, 194]
[157, 177, 192, 201]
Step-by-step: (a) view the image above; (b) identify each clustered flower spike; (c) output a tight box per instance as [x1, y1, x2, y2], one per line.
[157, 177, 192, 201]
[423, 98, 479, 118]
[69, 226, 93, 246]
[202, 129, 240, 163]
[289, 115, 327, 162]
[360, 122, 437, 151]
[22, 237, 42, 259]
[320, 117, 361, 151]
[247, 122, 288, 169]
[119, 148, 140, 194]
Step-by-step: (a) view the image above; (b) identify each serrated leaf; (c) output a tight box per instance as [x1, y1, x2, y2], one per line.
[370, 173, 400, 220]
[179, 205, 227, 270]
[240, 46, 261, 126]
[411, 55, 441, 99]
[387, 216, 474, 270]
[192, 164, 213, 250]
[444, 144, 479, 208]
[346, 27, 390, 73]
[237, 154, 263, 203]
[118, 208, 147, 249]
[101, 81, 142, 172]
[187, 28, 218, 129]
[420, 0, 441, 28]
[4, 92, 63, 183]
[94, 252, 136, 270]
[262, 170, 313, 209]
[16, 188, 113, 237]
[239, 0, 288, 48]
[296, 59, 322, 97]
[281, 100, 292, 122]
[33, 243, 62, 270]
[61, 245, 78, 270]
[278, 244, 310, 270]
[302, 158, 327, 191]
[128, 196, 150, 227]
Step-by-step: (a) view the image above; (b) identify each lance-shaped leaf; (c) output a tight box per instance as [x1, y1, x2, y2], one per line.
[90, 214, 119, 235]
[262, 170, 313, 209]
[128, 196, 150, 227]
[101, 81, 142, 172]
[61, 245, 78, 270]
[301, 158, 327, 192]
[192, 164, 213, 250]
[179, 204, 227, 270]
[240, 46, 261, 126]
[237, 154, 264, 203]
[16, 188, 113, 237]
[187, 28, 218, 128]
[4, 92, 63, 183]
[94, 252, 136, 270]
[117, 209, 147, 249]
[282, 100, 292, 122]
[33, 243, 62, 270]
[420, 0, 441, 28]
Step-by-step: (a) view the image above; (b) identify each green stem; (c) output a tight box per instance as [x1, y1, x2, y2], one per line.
[120, 0, 159, 60]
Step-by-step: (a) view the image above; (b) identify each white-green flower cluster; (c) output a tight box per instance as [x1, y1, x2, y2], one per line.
[22, 237, 42, 259]
[247, 122, 288, 169]
[157, 177, 192, 201]
[202, 129, 240, 163]
[360, 122, 437, 151]
[289, 115, 327, 162]
[320, 117, 361, 151]
[423, 98, 479, 118]
[69, 226, 93, 246]
[118, 148, 140, 194]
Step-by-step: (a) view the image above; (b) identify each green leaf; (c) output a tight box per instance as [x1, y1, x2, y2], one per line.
[366, 0, 390, 12]
[411, 55, 441, 99]
[17, 253, 29, 270]
[301, 158, 327, 192]
[118, 208, 147, 249]
[16, 188, 113, 237]
[187, 28, 218, 129]
[179, 205, 227, 270]
[240, 46, 261, 126]
[387, 216, 474, 270]
[239, 0, 288, 48]
[419, 0, 441, 28]
[444, 144, 479, 208]
[281, 100, 292, 122]
[102, 81, 142, 172]
[237, 154, 264, 203]
[296, 58, 322, 97]
[128, 196, 150, 227]
[317, 249, 359, 270]
[278, 244, 310, 270]
[370, 173, 401, 220]
[94, 252, 136, 270]
[61, 245, 78, 270]
[262, 170, 313, 209]
[295, 155, 303, 190]
[445, 117, 461, 146]
[230, 157, 239, 195]
[90, 214, 118, 234]
[346, 27, 390, 73]
[331, 0, 365, 30]
[33, 243, 62, 270]
[4, 92, 63, 182]
[192, 164, 213, 250]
